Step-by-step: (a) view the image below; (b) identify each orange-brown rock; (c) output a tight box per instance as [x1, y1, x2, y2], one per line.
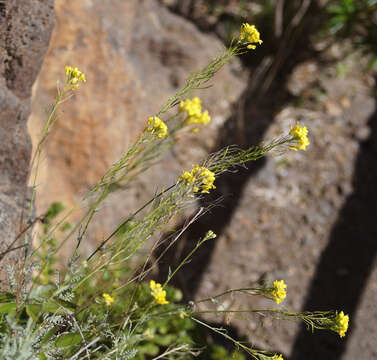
[29, 0, 246, 256]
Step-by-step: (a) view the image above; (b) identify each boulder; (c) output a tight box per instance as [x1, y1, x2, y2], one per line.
[29, 0, 246, 256]
[0, 0, 55, 288]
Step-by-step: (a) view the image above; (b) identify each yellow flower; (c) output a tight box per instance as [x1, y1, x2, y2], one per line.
[147, 116, 168, 139]
[239, 23, 263, 50]
[179, 170, 196, 185]
[102, 293, 115, 306]
[178, 165, 216, 194]
[335, 311, 349, 338]
[180, 97, 202, 117]
[150, 280, 169, 305]
[65, 66, 86, 89]
[180, 98, 211, 127]
[200, 111, 211, 125]
[271, 280, 287, 304]
[272, 354, 284, 360]
[289, 122, 310, 151]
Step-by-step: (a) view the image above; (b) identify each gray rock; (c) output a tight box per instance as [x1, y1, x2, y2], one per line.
[0, 0, 55, 288]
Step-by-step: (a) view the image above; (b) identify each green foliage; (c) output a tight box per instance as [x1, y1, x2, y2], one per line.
[327, 0, 377, 70]
[34, 202, 70, 285]
[0, 276, 243, 360]
[327, 0, 375, 34]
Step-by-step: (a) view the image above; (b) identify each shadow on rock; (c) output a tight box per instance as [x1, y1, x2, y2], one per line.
[156, 1, 325, 298]
[290, 100, 377, 359]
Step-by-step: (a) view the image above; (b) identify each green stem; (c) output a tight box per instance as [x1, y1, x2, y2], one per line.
[191, 317, 259, 360]
[195, 287, 261, 303]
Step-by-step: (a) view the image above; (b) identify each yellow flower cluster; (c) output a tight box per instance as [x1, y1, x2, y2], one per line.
[178, 165, 216, 194]
[147, 116, 168, 139]
[271, 280, 287, 304]
[65, 66, 86, 89]
[289, 122, 310, 151]
[335, 311, 349, 338]
[102, 293, 115, 306]
[180, 97, 211, 131]
[239, 23, 263, 50]
[272, 354, 284, 360]
[150, 280, 169, 305]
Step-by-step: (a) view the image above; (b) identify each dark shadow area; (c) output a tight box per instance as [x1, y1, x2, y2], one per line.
[290, 96, 377, 359]
[157, 1, 325, 296]
[156, 2, 377, 358]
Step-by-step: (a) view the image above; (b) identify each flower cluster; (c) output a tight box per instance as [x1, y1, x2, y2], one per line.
[271, 280, 287, 304]
[239, 23, 263, 50]
[150, 280, 169, 305]
[289, 122, 310, 151]
[146, 116, 168, 139]
[65, 66, 86, 89]
[178, 165, 216, 194]
[102, 293, 115, 306]
[180, 97, 211, 131]
[333, 311, 349, 338]
[272, 355, 284, 360]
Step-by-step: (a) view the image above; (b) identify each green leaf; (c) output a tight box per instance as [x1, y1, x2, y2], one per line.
[0, 303, 17, 314]
[0, 291, 16, 303]
[55, 298, 76, 311]
[154, 334, 177, 346]
[328, 4, 344, 15]
[40, 326, 59, 346]
[26, 304, 42, 321]
[368, 56, 377, 72]
[139, 343, 159, 356]
[42, 301, 70, 314]
[29, 284, 55, 299]
[54, 332, 83, 348]
[42, 299, 75, 314]
[45, 202, 65, 220]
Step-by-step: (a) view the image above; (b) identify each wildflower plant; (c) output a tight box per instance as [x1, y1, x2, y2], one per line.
[146, 116, 168, 139]
[149, 280, 169, 305]
[64, 66, 86, 89]
[238, 23, 263, 49]
[0, 23, 350, 360]
[102, 293, 115, 307]
[270, 280, 287, 304]
[178, 165, 216, 194]
[289, 122, 310, 151]
[180, 97, 211, 132]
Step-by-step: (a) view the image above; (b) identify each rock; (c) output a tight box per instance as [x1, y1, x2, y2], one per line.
[324, 100, 343, 116]
[0, 0, 55, 288]
[286, 61, 319, 96]
[29, 0, 246, 256]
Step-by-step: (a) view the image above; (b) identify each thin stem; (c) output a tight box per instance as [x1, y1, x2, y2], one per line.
[162, 214, 208, 288]
[191, 317, 259, 360]
[86, 183, 176, 262]
[195, 287, 261, 304]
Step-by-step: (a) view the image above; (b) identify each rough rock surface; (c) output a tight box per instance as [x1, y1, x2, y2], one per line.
[148, 4, 377, 359]
[190, 48, 377, 360]
[29, 0, 246, 255]
[0, 0, 55, 287]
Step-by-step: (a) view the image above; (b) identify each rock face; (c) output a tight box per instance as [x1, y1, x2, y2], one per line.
[29, 0, 246, 255]
[0, 0, 55, 287]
